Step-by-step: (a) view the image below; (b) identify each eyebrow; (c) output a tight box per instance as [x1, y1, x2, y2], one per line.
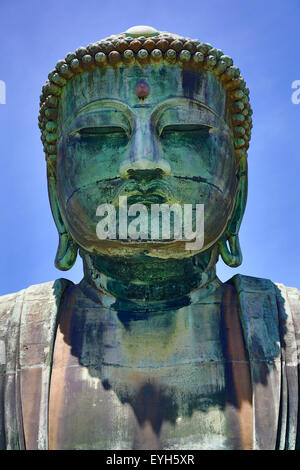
[64, 99, 134, 130]
[150, 97, 221, 122]
[132, 97, 220, 115]
[76, 99, 132, 115]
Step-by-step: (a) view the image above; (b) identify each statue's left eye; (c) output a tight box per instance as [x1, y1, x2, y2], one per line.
[160, 124, 211, 136]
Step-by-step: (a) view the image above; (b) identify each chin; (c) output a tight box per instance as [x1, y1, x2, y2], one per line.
[79, 238, 215, 260]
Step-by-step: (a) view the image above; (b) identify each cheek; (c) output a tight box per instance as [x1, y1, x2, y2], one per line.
[160, 128, 235, 186]
[199, 133, 237, 245]
[203, 186, 235, 246]
[62, 189, 99, 248]
[166, 129, 236, 246]
[170, 180, 236, 247]
[210, 129, 236, 192]
[57, 178, 123, 249]
[56, 134, 128, 205]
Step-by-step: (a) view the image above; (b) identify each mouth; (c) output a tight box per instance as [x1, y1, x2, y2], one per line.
[114, 181, 177, 206]
[126, 193, 167, 205]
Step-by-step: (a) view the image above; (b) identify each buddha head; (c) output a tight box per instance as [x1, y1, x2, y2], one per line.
[39, 25, 251, 279]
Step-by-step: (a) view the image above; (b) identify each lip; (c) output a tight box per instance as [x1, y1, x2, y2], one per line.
[113, 180, 178, 206]
[126, 193, 167, 205]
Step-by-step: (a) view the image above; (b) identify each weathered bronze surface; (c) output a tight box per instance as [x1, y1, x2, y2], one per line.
[0, 25, 299, 450]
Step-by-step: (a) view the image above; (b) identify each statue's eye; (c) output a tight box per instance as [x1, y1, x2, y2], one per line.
[160, 124, 211, 136]
[74, 126, 128, 136]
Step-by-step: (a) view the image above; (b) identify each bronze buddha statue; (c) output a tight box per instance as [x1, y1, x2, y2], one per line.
[0, 25, 299, 450]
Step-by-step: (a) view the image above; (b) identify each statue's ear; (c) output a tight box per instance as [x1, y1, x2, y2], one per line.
[218, 155, 248, 267]
[47, 163, 78, 271]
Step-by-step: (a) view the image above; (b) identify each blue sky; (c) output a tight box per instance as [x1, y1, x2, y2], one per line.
[0, 0, 299, 295]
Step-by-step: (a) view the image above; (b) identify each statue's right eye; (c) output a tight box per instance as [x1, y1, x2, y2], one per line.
[73, 126, 128, 136]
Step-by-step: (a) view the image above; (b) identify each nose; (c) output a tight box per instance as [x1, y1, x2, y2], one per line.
[119, 160, 171, 181]
[119, 116, 171, 180]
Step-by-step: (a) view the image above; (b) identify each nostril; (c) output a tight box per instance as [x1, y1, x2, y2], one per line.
[119, 159, 171, 179]
[127, 168, 164, 181]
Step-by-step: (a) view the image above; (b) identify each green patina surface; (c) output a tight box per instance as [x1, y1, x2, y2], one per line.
[41, 27, 251, 450]
[3, 26, 300, 451]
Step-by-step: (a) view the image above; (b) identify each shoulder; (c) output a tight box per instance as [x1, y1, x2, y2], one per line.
[226, 274, 281, 359]
[227, 273, 300, 359]
[0, 278, 72, 315]
[227, 275, 300, 449]
[0, 278, 73, 350]
[227, 273, 300, 301]
[227, 273, 276, 293]
[227, 273, 300, 319]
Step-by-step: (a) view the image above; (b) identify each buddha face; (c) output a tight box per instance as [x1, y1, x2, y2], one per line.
[55, 64, 237, 259]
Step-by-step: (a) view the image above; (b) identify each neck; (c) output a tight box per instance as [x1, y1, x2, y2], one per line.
[80, 246, 220, 307]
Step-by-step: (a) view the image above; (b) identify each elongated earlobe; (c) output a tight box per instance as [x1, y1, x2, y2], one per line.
[219, 234, 242, 267]
[55, 232, 78, 270]
[47, 164, 78, 271]
[218, 155, 247, 268]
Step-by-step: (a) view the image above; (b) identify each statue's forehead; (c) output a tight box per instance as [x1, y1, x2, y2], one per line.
[59, 65, 227, 124]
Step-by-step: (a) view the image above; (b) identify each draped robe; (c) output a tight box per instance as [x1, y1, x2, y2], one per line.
[0, 275, 299, 450]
